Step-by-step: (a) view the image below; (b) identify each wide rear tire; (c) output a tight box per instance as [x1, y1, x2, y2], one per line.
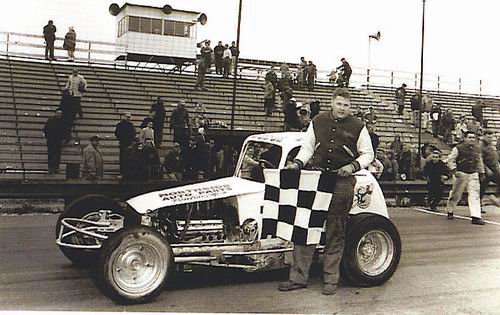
[341, 214, 401, 287]
[97, 226, 174, 304]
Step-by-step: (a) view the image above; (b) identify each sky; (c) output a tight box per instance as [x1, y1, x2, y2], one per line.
[1, 0, 500, 94]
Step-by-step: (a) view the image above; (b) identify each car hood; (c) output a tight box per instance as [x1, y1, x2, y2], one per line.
[127, 176, 264, 214]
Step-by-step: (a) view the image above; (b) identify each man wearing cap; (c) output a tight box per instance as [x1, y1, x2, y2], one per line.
[479, 129, 500, 211]
[43, 109, 65, 174]
[82, 135, 103, 180]
[446, 131, 485, 224]
[170, 100, 191, 149]
[278, 88, 373, 295]
[115, 112, 136, 176]
[395, 83, 407, 115]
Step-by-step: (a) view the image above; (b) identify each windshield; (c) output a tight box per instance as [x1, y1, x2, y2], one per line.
[235, 141, 283, 183]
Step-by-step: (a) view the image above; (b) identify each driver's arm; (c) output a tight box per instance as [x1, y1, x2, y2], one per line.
[352, 126, 374, 172]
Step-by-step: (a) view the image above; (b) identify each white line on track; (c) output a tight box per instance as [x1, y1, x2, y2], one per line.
[411, 207, 500, 227]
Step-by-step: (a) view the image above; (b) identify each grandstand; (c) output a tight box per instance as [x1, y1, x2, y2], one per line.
[1, 55, 500, 183]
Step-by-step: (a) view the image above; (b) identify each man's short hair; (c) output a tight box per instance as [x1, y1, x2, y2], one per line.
[464, 131, 476, 137]
[402, 83, 407, 87]
[332, 87, 351, 100]
[484, 129, 495, 135]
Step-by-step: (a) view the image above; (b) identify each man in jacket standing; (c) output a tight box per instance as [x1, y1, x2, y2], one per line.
[43, 20, 56, 61]
[43, 109, 65, 174]
[82, 135, 104, 180]
[170, 100, 191, 149]
[446, 131, 485, 225]
[115, 112, 136, 176]
[278, 88, 374, 295]
[213, 41, 224, 75]
[65, 68, 87, 118]
[263, 78, 275, 116]
[150, 97, 166, 148]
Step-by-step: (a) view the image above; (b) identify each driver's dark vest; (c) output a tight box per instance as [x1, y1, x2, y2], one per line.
[311, 112, 364, 171]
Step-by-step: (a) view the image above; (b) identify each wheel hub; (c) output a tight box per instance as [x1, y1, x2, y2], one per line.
[356, 229, 394, 276]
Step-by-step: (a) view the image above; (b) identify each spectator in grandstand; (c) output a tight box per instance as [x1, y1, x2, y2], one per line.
[82, 135, 103, 180]
[194, 58, 208, 91]
[144, 140, 162, 180]
[388, 150, 400, 180]
[63, 27, 76, 61]
[163, 142, 183, 181]
[395, 83, 407, 115]
[364, 106, 378, 125]
[410, 92, 421, 126]
[454, 114, 468, 143]
[378, 149, 395, 181]
[139, 112, 154, 129]
[65, 68, 87, 118]
[336, 58, 352, 87]
[430, 102, 442, 138]
[297, 64, 305, 89]
[263, 78, 276, 116]
[421, 93, 433, 131]
[43, 108, 65, 174]
[305, 61, 317, 91]
[439, 109, 455, 145]
[229, 41, 239, 73]
[280, 62, 290, 80]
[479, 129, 500, 212]
[223, 44, 232, 78]
[193, 101, 208, 129]
[280, 85, 293, 111]
[214, 41, 224, 75]
[423, 149, 450, 212]
[471, 100, 487, 127]
[200, 40, 212, 69]
[284, 98, 303, 131]
[353, 104, 365, 122]
[139, 121, 155, 146]
[399, 144, 416, 181]
[58, 89, 76, 143]
[390, 135, 404, 161]
[446, 131, 485, 224]
[366, 123, 380, 152]
[192, 127, 210, 178]
[467, 117, 482, 137]
[309, 100, 321, 119]
[150, 97, 166, 148]
[328, 69, 338, 88]
[114, 112, 136, 176]
[43, 20, 57, 61]
[170, 100, 191, 149]
[265, 66, 278, 89]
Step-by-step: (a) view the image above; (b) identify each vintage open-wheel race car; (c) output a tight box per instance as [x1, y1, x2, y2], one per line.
[56, 132, 402, 304]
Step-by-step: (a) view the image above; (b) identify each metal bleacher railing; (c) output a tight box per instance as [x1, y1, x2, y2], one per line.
[0, 31, 495, 97]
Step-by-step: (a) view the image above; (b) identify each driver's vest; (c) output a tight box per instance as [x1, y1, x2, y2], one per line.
[311, 113, 363, 171]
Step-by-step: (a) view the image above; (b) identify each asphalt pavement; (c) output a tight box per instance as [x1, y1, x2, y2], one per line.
[0, 206, 500, 314]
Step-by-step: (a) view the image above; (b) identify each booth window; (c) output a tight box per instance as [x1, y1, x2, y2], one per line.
[118, 16, 128, 37]
[128, 16, 140, 32]
[164, 20, 192, 38]
[152, 19, 162, 35]
[139, 17, 152, 33]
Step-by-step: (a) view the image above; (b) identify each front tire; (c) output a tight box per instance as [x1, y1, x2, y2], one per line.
[97, 226, 174, 304]
[341, 214, 401, 287]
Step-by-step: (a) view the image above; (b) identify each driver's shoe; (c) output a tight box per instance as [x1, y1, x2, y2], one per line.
[278, 280, 307, 291]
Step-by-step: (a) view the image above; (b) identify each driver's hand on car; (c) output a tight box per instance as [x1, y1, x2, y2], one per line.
[285, 161, 300, 170]
[337, 164, 355, 177]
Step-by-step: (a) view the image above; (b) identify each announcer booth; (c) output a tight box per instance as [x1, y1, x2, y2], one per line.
[109, 2, 207, 65]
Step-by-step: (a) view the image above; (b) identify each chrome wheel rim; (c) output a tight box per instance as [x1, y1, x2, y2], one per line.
[356, 229, 394, 276]
[110, 236, 167, 296]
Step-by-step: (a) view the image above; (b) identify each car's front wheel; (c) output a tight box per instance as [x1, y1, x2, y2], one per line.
[341, 214, 401, 287]
[97, 226, 174, 304]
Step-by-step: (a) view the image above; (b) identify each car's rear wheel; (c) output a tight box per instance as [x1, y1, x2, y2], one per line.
[341, 214, 401, 287]
[97, 226, 173, 304]
[55, 194, 137, 267]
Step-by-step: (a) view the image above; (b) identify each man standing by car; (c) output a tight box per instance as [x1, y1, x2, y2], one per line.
[278, 88, 374, 295]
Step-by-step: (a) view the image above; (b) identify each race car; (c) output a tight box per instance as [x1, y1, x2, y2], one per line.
[56, 132, 401, 304]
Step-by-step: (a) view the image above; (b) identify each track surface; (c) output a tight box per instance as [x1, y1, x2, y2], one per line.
[1, 207, 500, 314]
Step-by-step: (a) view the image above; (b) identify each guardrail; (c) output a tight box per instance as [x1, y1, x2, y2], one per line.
[0, 31, 496, 97]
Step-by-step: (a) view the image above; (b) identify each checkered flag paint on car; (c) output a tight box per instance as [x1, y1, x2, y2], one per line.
[261, 169, 337, 245]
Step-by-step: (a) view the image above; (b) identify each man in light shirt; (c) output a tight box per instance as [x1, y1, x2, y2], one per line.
[278, 88, 374, 295]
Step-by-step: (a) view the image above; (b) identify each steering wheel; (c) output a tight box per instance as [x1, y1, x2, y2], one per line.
[257, 159, 276, 169]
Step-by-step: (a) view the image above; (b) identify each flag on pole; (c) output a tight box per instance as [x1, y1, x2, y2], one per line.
[261, 169, 337, 245]
[369, 31, 381, 41]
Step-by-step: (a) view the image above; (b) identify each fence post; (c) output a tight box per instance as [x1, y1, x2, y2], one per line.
[367, 68, 370, 89]
[479, 79, 482, 96]
[414, 73, 418, 90]
[459, 77, 462, 94]
[87, 42, 91, 64]
[6, 33, 9, 56]
[437, 75, 440, 94]
[391, 71, 394, 87]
